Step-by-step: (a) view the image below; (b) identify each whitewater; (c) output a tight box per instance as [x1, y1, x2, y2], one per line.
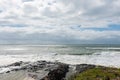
[0, 44, 120, 73]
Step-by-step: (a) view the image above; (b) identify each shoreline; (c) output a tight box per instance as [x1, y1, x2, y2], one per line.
[0, 60, 120, 80]
[1, 53, 120, 68]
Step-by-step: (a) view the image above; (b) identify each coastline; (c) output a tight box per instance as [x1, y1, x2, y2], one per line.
[0, 60, 120, 80]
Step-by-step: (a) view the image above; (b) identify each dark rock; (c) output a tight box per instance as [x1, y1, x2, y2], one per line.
[42, 64, 69, 80]
[0, 61, 69, 80]
[20, 66, 27, 70]
[9, 61, 23, 66]
[6, 71, 10, 73]
[105, 76, 110, 80]
[76, 64, 96, 73]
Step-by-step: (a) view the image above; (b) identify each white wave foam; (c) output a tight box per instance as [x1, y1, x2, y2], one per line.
[87, 47, 120, 50]
[0, 68, 10, 73]
[93, 51, 120, 56]
[4, 48, 27, 51]
[0, 66, 21, 74]
[0, 51, 120, 73]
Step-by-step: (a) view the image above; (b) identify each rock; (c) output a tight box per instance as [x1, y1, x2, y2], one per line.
[42, 64, 69, 80]
[6, 71, 10, 73]
[76, 64, 96, 73]
[9, 61, 23, 66]
[0, 61, 69, 80]
[105, 76, 110, 80]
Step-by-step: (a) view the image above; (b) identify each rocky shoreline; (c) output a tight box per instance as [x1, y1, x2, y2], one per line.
[0, 61, 70, 80]
[0, 61, 119, 80]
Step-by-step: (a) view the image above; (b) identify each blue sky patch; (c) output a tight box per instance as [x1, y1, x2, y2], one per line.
[80, 24, 120, 31]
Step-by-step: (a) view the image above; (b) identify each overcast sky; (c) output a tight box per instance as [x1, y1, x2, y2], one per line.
[0, 0, 120, 44]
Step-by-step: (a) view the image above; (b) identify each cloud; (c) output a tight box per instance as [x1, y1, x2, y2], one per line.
[0, 0, 120, 44]
[22, 0, 34, 2]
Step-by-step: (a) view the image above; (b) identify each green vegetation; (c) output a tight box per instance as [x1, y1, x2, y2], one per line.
[69, 67, 120, 80]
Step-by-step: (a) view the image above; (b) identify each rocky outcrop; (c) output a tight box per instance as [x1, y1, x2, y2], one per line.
[76, 64, 96, 73]
[0, 61, 69, 80]
[42, 64, 69, 80]
[0, 61, 106, 80]
[9, 61, 23, 66]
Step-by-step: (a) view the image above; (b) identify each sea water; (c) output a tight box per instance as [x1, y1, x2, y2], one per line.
[0, 44, 120, 67]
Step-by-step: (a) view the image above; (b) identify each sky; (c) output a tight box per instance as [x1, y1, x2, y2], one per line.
[0, 0, 120, 44]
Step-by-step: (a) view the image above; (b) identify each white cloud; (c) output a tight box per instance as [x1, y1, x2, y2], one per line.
[0, 0, 120, 27]
[0, 0, 120, 44]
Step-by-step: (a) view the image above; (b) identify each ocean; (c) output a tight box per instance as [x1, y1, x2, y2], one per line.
[0, 44, 120, 67]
